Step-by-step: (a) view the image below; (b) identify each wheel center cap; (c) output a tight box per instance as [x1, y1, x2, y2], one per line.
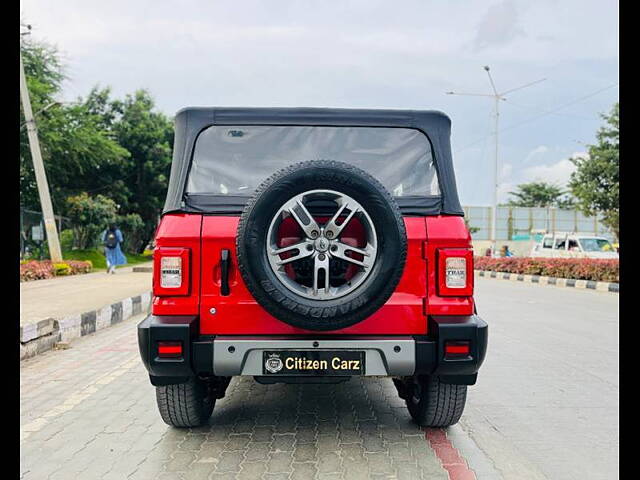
[314, 237, 329, 252]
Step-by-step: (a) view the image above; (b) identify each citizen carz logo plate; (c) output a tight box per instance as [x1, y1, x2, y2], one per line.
[265, 353, 284, 373]
[263, 350, 365, 375]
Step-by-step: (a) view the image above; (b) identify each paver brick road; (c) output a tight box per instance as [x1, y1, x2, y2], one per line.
[21, 276, 618, 479]
[20, 313, 450, 480]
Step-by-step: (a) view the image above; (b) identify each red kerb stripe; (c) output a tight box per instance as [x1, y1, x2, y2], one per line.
[425, 428, 476, 480]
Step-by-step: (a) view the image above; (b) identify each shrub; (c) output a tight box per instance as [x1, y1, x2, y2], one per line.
[20, 259, 93, 282]
[20, 260, 55, 281]
[53, 262, 72, 276]
[65, 193, 118, 249]
[69, 260, 92, 274]
[60, 229, 74, 251]
[116, 213, 145, 254]
[474, 257, 619, 283]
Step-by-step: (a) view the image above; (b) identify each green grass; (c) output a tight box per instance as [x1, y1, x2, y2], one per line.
[63, 249, 152, 271]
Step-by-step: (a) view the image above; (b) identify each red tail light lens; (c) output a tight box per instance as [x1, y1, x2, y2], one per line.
[445, 341, 470, 358]
[158, 341, 182, 358]
[437, 248, 473, 296]
[153, 247, 191, 296]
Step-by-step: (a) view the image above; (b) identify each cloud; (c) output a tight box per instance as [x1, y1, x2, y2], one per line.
[500, 162, 512, 179]
[19, 0, 617, 207]
[474, 0, 525, 51]
[522, 158, 577, 186]
[497, 181, 515, 204]
[523, 145, 548, 163]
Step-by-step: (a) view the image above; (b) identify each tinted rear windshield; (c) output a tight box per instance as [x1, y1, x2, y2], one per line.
[186, 126, 440, 197]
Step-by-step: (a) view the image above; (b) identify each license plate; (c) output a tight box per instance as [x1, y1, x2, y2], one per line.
[263, 350, 365, 375]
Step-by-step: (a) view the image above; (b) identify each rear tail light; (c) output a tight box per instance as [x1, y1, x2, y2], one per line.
[157, 341, 182, 358]
[444, 340, 470, 358]
[154, 247, 191, 296]
[160, 257, 182, 288]
[437, 248, 473, 296]
[445, 257, 467, 288]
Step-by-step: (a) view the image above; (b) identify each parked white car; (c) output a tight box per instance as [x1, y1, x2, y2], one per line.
[530, 233, 618, 259]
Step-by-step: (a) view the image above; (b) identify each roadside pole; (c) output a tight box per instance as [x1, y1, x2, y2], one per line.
[19, 50, 63, 262]
[446, 67, 545, 256]
[491, 94, 499, 254]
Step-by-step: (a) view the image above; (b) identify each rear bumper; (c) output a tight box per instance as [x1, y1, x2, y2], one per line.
[138, 314, 488, 385]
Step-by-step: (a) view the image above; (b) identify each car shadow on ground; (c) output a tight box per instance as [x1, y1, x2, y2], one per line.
[141, 377, 447, 479]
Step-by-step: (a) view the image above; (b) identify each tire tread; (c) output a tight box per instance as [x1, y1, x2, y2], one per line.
[407, 376, 467, 427]
[155, 379, 214, 428]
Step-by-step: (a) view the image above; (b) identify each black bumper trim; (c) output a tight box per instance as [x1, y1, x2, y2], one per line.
[138, 314, 488, 385]
[137, 315, 201, 381]
[414, 314, 488, 381]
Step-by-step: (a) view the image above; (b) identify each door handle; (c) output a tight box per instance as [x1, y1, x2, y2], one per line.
[220, 249, 230, 296]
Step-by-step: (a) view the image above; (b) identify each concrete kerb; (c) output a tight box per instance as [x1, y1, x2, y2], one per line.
[475, 270, 619, 293]
[20, 291, 151, 361]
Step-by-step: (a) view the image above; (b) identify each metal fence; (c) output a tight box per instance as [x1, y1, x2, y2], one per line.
[18, 205, 613, 257]
[463, 206, 614, 241]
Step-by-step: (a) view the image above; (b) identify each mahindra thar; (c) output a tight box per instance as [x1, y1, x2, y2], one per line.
[138, 107, 488, 428]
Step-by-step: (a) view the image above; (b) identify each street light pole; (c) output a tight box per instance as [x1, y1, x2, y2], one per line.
[446, 66, 545, 255]
[492, 94, 499, 249]
[19, 35, 63, 262]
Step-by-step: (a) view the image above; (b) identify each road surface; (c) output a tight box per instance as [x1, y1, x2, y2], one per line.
[465, 277, 618, 480]
[20, 263, 152, 326]
[20, 277, 618, 479]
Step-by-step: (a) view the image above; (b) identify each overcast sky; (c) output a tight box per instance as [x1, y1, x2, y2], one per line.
[20, 0, 618, 206]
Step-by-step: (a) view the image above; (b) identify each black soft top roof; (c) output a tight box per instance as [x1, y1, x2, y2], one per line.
[163, 107, 463, 216]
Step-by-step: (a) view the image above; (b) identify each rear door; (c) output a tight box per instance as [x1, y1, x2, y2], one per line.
[198, 216, 428, 335]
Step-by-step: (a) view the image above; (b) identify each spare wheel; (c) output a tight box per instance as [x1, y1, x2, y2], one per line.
[236, 160, 407, 331]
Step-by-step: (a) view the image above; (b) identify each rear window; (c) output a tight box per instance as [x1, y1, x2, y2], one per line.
[186, 126, 440, 197]
[579, 238, 614, 252]
[554, 238, 566, 249]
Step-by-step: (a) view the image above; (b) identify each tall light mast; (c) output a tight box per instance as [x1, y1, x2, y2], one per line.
[446, 67, 545, 254]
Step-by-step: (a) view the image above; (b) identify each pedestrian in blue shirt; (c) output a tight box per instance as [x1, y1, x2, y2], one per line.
[500, 245, 514, 257]
[102, 224, 127, 274]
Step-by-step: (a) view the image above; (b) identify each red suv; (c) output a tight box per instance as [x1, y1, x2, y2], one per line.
[138, 107, 488, 428]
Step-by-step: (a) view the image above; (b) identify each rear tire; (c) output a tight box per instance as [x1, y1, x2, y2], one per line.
[155, 378, 214, 427]
[403, 375, 467, 427]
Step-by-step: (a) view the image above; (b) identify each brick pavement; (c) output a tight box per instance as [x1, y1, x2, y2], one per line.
[20, 313, 452, 480]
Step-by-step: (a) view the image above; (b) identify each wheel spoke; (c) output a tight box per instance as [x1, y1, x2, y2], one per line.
[266, 189, 378, 301]
[324, 200, 359, 239]
[312, 254, 330, 296]
[330, 242, 374, 268]
[270, 241, 314, 266]
[287, 199, 321, 239]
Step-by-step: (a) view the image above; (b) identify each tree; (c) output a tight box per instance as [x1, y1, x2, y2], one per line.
[116, 213, 145, 254]
[506, 181, 574, 208]
[20, 37, 129, 214]
[65, 193, 117, 249]
[568, 103, 619, 240]
[107, 90, 173, 252]
[464, 218, 480, 234]
[20, 33, 173, 254]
